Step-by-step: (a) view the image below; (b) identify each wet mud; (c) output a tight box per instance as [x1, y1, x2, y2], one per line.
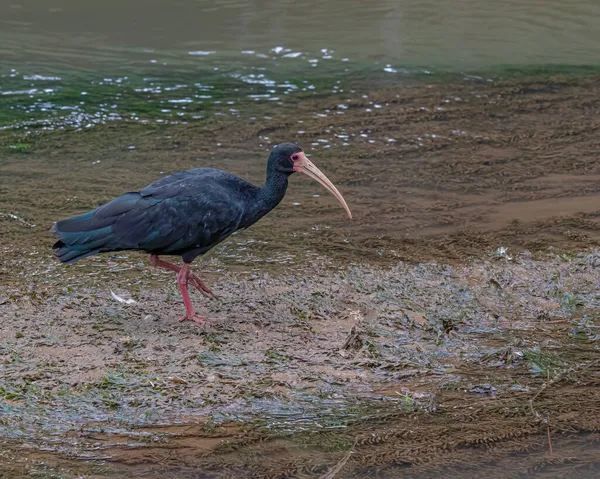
[2, 250, 600, 478]
[2, 73, 600, 269]
[1, 73, 600, 477]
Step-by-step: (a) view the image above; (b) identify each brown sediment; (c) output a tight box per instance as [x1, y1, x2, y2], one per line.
[1, 74, 600, 271]
[1, 74, 600, 478]
[1, 251, 600, 478]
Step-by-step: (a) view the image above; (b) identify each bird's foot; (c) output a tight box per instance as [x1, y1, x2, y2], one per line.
[148, 255, 218, 301]
[178, 311, 215, 324]
[188, 275, 218, 300]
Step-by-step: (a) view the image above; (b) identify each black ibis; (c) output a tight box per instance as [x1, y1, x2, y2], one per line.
[51, 143, 352, 323]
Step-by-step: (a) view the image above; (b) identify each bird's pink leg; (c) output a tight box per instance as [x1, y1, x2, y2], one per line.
[147, 254, 217, 299]
[176, 263, 211, 324]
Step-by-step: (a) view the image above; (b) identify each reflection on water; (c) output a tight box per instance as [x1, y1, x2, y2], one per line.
[1, 0, 600, 70]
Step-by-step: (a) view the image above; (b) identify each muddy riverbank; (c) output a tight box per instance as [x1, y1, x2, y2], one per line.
[1, 251, 600, 478]
[1, 73, 600, 477]
[2, 72, 600, 272]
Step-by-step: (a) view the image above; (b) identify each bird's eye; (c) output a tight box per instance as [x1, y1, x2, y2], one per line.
[291, 154, 300, 161]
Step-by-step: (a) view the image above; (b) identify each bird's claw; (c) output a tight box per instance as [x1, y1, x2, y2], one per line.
[178, 312, 214, 324]
[189, 275, 218, 300]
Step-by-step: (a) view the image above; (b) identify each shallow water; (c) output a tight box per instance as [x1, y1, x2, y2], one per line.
[2, 0, 600, 133]
[2, 0, 600, 70]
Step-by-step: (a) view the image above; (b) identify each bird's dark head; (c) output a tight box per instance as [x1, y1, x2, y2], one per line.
[267, 142, 352, 219]
[267, 142, 303, 175]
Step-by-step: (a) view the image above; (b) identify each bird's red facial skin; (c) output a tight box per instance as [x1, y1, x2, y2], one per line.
[291, 152, 307, 172]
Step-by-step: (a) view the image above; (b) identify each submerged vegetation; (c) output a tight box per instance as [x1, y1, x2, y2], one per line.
[3, 63, 600, 139]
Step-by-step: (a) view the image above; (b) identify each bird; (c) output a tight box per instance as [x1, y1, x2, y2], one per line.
[51, 143, 352, 324]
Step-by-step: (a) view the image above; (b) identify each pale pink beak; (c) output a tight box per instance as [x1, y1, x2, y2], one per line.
[293, 152, 352, 219]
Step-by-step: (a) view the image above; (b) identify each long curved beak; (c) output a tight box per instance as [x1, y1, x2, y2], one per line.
[293, 153, 352, 219]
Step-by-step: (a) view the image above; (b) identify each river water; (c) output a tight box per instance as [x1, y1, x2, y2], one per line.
[2, 0, 600, 70]
[2, 0, 600, 135]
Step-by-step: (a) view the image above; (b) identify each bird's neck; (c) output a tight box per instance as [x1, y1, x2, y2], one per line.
[242, 169, 289, 227]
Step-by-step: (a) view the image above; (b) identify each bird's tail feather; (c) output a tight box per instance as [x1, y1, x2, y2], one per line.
[51, 209, 117, 264]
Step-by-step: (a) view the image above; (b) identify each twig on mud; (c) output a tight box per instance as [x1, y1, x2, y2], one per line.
[318, 438, 357, 479]
[545, 370, 553, 456]
[529, 359, 600, 418]
[546, 415, 553, 455]
[0, 212, 35, 228]
[529, 367, 571, 418]
[463, 319, 570, 328]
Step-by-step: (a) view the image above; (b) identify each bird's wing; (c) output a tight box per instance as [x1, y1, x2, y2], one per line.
[94, 169, 247, 256]
[137, 168, 219, 194]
